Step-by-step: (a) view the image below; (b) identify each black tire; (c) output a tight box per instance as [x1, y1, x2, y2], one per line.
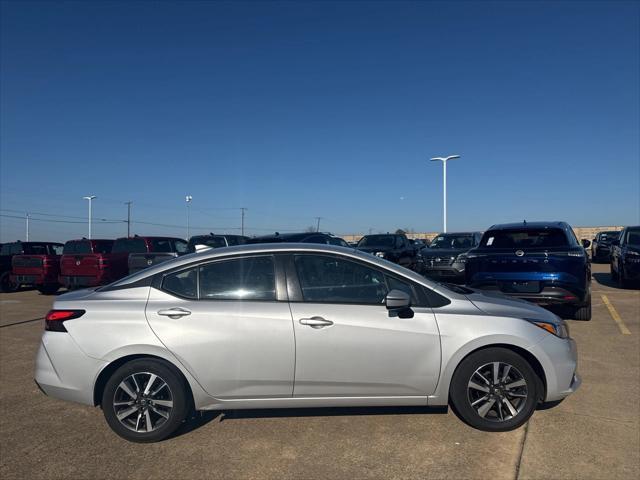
[37, 284, 60, 295]
[0, 271, 19, 293]
[102, 359, 190, 443]
[573, 294, 592, 321]
[617, 264, 628, 288]
[610, 262, 618, 281]
[449, 347, 540, 432]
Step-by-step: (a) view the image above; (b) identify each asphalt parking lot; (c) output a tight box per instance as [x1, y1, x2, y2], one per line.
[0, 263, 638, 480]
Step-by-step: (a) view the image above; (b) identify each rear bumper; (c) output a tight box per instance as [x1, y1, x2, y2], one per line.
[34, 333, 106, 406]
[11, 273, 59, 286]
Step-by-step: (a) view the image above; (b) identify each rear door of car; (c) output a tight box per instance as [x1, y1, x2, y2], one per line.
[286, 253, 440, 398]
[145, 254, 295, 399]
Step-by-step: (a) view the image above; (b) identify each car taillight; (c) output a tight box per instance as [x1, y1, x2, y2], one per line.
[44, 310, 85, 332]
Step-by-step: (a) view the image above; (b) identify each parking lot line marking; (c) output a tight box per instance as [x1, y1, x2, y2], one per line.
[601, 295, 631, 335]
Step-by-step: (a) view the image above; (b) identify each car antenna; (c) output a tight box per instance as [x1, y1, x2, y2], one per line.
[275, 232, 280, 236]
[523, 219, 527, 225]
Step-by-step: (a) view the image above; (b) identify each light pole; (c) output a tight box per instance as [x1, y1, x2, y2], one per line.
[430, 155, 460, 232]
[82, 196, 97, 238]
[25, 213, 30, 241]
[185, 195, 193, 238]
[315, 216, 323, 232]
[125, 201, 132, 237]
[240, 208, 247, 236]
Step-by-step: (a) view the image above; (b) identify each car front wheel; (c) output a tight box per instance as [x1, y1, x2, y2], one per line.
[450, 347, 540, 431]
[0, 271, 18, 293]
[102, 359, 190, 443]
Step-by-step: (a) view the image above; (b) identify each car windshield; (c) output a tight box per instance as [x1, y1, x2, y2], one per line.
[193, 237, 227, 248]
[480, 228, 568, 249]
[357, 235, 394, 247]
[625, 228, 640, 247]
[599, 232, 619, 241]
[429, 235, 475, 249]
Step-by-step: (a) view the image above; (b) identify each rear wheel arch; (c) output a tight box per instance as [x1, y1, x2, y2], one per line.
[93, 354, 194, 408]
[449, 343, 547, 402]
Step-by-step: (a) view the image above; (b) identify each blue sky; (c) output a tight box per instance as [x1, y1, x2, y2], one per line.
[1, 0, 638, 242]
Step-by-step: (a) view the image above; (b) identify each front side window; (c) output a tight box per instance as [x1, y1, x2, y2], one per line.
[174, 239, 188, 254]
[625, 228, 640, 247]
[51, 245, 64, 255]
[200, 256, 276, 300]
[294, 255, 388, 304]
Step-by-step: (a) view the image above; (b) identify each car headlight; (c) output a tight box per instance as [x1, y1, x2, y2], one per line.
[455, 254, 467, 264]
[524, 318, 569, 338]
[375, 252, 385, 258]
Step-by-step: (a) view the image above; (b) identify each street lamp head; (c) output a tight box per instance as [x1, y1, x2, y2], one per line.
[83, 195, 97, 200]
[430, 155, 460, 162]
[185, 195, 193, 203]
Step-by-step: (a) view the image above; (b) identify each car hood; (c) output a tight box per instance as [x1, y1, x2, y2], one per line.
[465, 289, 562, 325]
[421, 248, 467, 257]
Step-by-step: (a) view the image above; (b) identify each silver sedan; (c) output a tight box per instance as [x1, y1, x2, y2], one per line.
[35, 243, 580, 442]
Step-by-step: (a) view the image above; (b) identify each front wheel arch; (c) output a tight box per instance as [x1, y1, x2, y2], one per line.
[93, 354, 194, 409]
[449, 343, 547, 403]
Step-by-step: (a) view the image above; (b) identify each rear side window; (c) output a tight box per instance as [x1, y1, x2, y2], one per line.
[163, 268, 197, 299]
[112, 238, 148, 253]
[480, 229, 569, 249]
[174, 239, 188, 254]
[199, 256, 276, 300]
[50, 245, 64, 255]
[63, 241, 92, 254]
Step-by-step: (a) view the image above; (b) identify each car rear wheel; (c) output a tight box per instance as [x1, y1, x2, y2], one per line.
[450, 347, 540, 432]
[0, 271, 19, 293]
[573, 294, 591, 321]
[102, 359, 190, 443]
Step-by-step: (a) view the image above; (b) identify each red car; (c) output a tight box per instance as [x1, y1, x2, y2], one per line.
[10, 242, 64, 294]
[59, 239, 118, 289]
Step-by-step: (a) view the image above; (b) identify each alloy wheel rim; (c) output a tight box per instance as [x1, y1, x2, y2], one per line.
[467, 362, 528, 422]
[113, 372, 173, 433]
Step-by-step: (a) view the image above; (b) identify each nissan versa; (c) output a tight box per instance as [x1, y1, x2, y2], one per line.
[35, 244, 580, 442]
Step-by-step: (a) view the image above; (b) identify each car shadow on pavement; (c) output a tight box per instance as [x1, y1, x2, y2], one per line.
[219, 405, 448, 421]
[592, 272, 618, 288]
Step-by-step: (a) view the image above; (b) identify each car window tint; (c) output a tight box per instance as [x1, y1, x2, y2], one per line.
[94, 241, 114, 254]
[162, 268, 197, 299]
[199, 256, 276, 300]
[174, 239, 188, 254]
[480, 229, 568, 248]
[51, 245, 64, 255]
[11, 244, 23, 254]
[24, 244, 48, 255]
[113, 238, 147, 253]
[626, 228, 640, 247]
[295, 255, 387, 304]
[152, 239, 173, 252]
[64, 241, 91, 254]
[0, 244, 10, 255]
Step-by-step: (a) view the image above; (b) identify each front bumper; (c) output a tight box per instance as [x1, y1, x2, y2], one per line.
[59, 275, 104, 288]
[34, 332, 106, 406]
[528, 334, 580, 402]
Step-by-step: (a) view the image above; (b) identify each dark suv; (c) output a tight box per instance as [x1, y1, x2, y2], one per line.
[418, 232, 482, 283]
[610, 226, 640, 287]
[465, 222, 592, 320]
[356, 233, 418, 269]
[591, 230, 620, 263]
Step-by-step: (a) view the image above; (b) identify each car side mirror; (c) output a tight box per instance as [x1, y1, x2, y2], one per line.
[385, 289, 413, 318]
[581, 239, 591, 248]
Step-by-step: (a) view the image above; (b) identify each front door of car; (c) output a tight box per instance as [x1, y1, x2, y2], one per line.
[145, 255, 295, 399]
[288, 254, 441, 398]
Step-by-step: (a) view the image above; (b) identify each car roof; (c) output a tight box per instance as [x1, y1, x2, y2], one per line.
[65, 238, 114, 242]
[250, 232, 327, 241]
[110, 242, 459, 298]
[433, 231, 481, 235]
[114, 236, 185, 241]
[486, 221, 569, 231]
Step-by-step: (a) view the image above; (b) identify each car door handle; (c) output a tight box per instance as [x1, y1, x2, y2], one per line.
[157, 307, 191, 318]
[299, 317, 333, 328]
